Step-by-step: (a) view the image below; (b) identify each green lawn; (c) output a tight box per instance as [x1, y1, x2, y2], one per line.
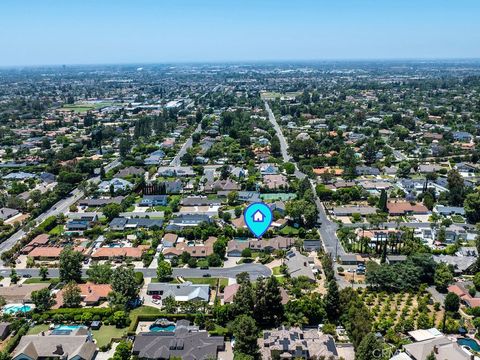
[23, 277, 60, 285]
[129, 306, 163, 318]
[183, 277, 221, 287]
[48, 225, 64, 236]
[279, 226, 299, 235]
[272, 266, 282, 275]
[27, 324, 50, 335]
[91, 325, 126, 348]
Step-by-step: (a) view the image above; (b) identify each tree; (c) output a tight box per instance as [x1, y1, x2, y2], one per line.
[231, 315, 259, 358]
[227, 191, 239, 205]
[356, 332, 383, 360]
[254, 276, 284, 328]
[157, 260, 172, 281]
[112, 340, 131, 360]
[59, 246, 83, 283]
[474, 272, 480, 291]
[397, 161, 411, 178]
[119, 138, 131, 158]
[325, 279, 340, 322]
[465, 191, 480, 224]
[434, 262, 453, 292]
[10, 269, 19, 284]
[163, 295, 177, 313]
[31, 288, 55, 311]
[447, 169, 465, 206]
[86, 263, 113, 284]
[63, 281, 82, 308]
[444, 292, 460, 313]
[284, 162, 295, 175]
[39, 266, 49, 281]
[207, 253, 222, 267]
[103, 203, 122, 221]
[241, 248, 252, 258]
[111, 266, 138, 305]
[378, 189, 388, 213]
[232, 275, 255, 316]
[113, 310, 128, 328]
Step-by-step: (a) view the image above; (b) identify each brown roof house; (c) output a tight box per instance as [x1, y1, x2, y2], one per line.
[387, 201, 429, 216]
[263, 174, 288, 190]
[54, 282, 112, 308]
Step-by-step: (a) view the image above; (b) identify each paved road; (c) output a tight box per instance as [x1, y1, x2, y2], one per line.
[265, 102, 291, 163]
[264, 101, 345, 258]
[0, 263, 271, 280]
[170, 123, 202, 167]
[342, 221, 475, 230]
[0, 158, 119, 259]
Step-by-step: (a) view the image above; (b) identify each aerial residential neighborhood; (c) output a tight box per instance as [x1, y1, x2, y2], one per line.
[0, 1, 480, 360]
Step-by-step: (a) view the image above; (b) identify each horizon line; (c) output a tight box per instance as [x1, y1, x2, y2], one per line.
[2, 57, 480, 69]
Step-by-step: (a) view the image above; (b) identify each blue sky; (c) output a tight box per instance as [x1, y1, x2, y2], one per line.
[1, 0, 479, 66]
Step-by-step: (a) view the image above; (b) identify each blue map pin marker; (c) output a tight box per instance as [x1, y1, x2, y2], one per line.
[244, 202, 273, 238]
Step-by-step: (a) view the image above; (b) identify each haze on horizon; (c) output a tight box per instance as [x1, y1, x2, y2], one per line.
[1, 0, 480, 67]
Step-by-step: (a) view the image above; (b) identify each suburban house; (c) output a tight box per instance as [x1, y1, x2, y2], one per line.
[258, 326, 339, 360]
[97, 178, 133, 193]
[162, 233, 178, 248]
[139, 195, 168, 207]
[204, 179, 240, 193]
[448, 284, 480, 308]
[387, 202, 429, 216]
[12, 327, 97, 360]
[133, 321, 225, 360]
[180, 197, 222, 207]
[54, 283, 112, 308]
[109, 217, 164, 231]
[146, 282, 210, 302]
[0, 207, 19, 221]
[263, 174, 288, 190]
[396, 330, 475, 360]
[227, 237, 295, 257]
[78, 196, 125, 207]
[332, 205, 377, 217]
[166, 214, 212, 231]
[28, 246, 85, 261]
[163, 237, 216, 259]
[3, 171, 36, 181]
[115, 166, 145, 178]
[144, 150, 165, 165]
[434, 205, 465, 216]
[91, 246, 147, 261]
[285, 248, 316, 282]
[0, 283, 50, 303]
[433, 254, 476, 274]
[259, 163, 279, 175]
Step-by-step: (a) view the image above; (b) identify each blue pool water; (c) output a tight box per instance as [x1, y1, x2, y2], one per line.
[150, 324, 176, 332]
[3, 305, 32, 314]
[55, 325, 83, 331]
[458, 338, 480, 351]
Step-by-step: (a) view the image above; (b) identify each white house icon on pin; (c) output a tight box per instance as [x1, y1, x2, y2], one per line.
[252, 210, 265, 222]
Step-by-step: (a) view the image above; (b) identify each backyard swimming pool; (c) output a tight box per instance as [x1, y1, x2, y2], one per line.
[458, 337, 480, 351]
[149, 319, 176, 332]
[2, 304, 32, 314]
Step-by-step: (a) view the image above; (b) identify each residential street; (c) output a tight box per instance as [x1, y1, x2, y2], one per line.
[265, 101, 346, 258]
[0, 263, 272, 279]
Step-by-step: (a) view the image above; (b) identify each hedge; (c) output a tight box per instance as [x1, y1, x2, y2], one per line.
[5, 325, 28, 353]
[44, 308, 114, 320]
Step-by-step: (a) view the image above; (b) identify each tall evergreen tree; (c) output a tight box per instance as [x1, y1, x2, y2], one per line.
[325, 279, 340, 322]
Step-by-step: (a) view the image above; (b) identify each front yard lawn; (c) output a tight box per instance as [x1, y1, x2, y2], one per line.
[23, 277, 60, 285]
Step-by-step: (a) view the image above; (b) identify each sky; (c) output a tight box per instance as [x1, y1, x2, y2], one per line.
[0, 0, 480, 66]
